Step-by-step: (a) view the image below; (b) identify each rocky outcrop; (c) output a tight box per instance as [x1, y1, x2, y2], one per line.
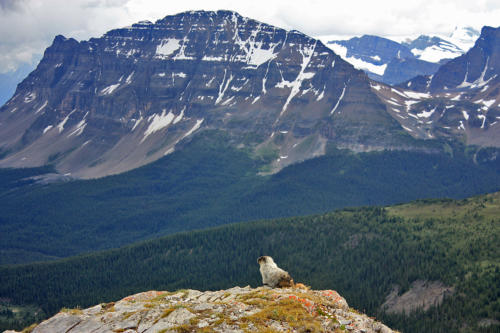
[385, 26, 500, 147]
[381, 280, 454, 315]
[6, 287, 397, 333]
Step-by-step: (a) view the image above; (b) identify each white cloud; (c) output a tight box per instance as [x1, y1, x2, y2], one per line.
[0, 0, 499, 73]
[0, 0, 132, 73]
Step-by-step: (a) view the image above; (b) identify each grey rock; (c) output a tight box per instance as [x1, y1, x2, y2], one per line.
[144, 308, 195, 332]
[67, 318, 103, 332]
[192, 303, 213, 311]
[32, 313, 81, 333]
[184, 289, 203, 300]
[82, 304, 102, 315]
[136, 309, 163, 332]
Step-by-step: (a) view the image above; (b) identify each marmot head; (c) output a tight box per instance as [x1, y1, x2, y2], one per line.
[257, 256, 273, 265]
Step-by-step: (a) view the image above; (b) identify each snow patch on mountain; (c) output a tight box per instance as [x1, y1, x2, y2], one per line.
[125, 71, 134, 84]
[331, 84, 346, 114]
[447, 26, 480, 52]
[247, 47, 277, 67]
[173, 107, 185, 124]
[101, 83, 120, 95]
[142, 110, 176, 141]
[156, 39, 181, 58]
[457, 57, 496, 89]
[410, 45, 461, 63]
[182, 119, 204, 139]
[57, 109, 77, 133]
[43, 125, 53, 134]
[328, 43, 387, 76]
[35, 101, 48, 114]
[67, 118, 87, 137]
[276, 41, 317, 116]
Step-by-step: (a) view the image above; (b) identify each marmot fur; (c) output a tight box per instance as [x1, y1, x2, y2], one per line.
[257, 256, 294, 288]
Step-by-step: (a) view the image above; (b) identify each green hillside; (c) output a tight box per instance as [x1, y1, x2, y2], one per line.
[1, 131, 500, 266]
[1, 192, 499, 332]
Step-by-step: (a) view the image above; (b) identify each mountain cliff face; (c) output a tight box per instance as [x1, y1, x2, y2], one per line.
[428, 26, 500, 93]
[0, 10, 403, 179]
[5, 287, 396, 333]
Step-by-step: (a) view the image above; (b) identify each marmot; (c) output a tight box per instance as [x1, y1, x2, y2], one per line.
[257, 256, 294, 288]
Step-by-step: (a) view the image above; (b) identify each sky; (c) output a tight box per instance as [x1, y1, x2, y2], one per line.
[1, 0, 499, 74]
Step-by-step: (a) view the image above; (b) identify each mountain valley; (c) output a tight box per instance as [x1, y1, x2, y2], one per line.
[1, 131, 500, 266]
[1, 192, 499, 332]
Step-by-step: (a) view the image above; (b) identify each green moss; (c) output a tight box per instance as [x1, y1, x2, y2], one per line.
[21, 323, 38, 333]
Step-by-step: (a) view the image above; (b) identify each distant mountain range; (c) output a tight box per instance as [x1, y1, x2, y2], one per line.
[0, 13, 495, 179]
[325, 26, 480, 85]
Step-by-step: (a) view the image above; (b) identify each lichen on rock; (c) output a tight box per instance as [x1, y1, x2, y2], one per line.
[8, 287, 398, 333]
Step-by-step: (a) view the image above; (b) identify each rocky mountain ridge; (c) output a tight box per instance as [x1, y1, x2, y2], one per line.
[0, 10, 404, 178]
[0, 11, 497, 178]
[5, 287, 396, 333]
[394, 25, 500, 146]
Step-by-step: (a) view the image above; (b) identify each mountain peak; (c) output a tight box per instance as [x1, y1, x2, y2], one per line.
[7, 286, 397, 333]
[448, 26, 480, 51]
[1, 9, 400, 178]
[450, 25, 480, 39]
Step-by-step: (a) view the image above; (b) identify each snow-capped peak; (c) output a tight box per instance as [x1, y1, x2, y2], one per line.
[447, 26, 480, 52]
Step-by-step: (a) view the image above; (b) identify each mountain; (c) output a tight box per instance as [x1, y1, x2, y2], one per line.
[402, 35, 463, 63]
[399, 26, 479, 64]
[325, 29, 478, 85]
[447, 26, 481, 51]
[326, 35, 441, 85]
[0, 12, 495, 180]
[0, 10, 406, 179]
[5, 287, 397, 333]
[2, 192, 499, 332]
[398, 26, 500, 146]
[424, 26, 500, 93]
